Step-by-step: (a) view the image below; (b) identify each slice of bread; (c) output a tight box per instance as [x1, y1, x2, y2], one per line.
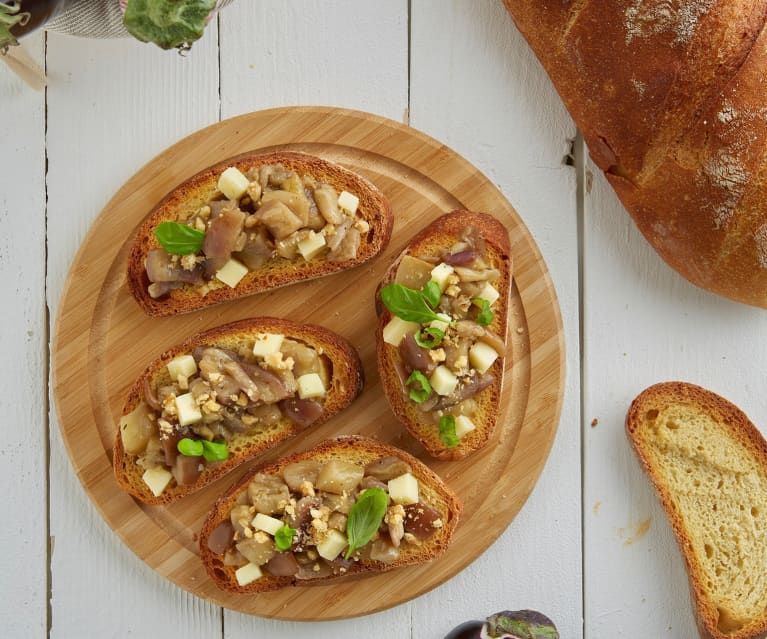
[626, 382, 767, 639]
[113, 318, 364, 505]
[127, 151, 393, 317]
[375, 211, 512, 460]
[198, 435, 462, 593]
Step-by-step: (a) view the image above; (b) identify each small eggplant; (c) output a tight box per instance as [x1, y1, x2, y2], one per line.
[444, 610, 559, 639]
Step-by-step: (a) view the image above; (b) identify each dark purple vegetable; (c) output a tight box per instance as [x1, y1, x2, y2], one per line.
[443, 621, 483, 639]
[444, 610, 559, 639]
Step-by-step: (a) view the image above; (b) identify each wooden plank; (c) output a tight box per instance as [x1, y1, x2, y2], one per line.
[45, 28, 223, 638]
[217, 2, 410, 635]
[582, 158, 767, 637]
[0, 34, 47, 639]
[409, 2, 582, 638]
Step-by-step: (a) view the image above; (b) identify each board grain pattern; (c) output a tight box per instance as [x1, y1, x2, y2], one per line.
[51, 106, 564, 619]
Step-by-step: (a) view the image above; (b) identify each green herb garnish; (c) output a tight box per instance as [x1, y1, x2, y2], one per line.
[123, 0, 218, 50]
[154, 221, 205, 255]
[345, 487, 388, 559]
[438, 415, 459, 448]
[406, 370, 432, 403]
[472, 298, 494, 326]
[177, 438, 228, 461]
[421, 280, 442, 308]
[201, 440, 228, 462]
[381, 283, 444, 324]
[177, 437, 204, 457]
[274, 525, 297, 552]
[414, 326, 445, 349]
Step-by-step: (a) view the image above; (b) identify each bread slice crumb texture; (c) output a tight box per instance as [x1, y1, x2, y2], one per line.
[627, 382, 767, 638]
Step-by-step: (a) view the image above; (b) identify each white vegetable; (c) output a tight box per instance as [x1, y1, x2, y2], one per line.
[217, 167, 250, 201]
[215, 258, 248, 288]
[316, 529, 348, 561]
[430, 365, 459, 396]
[175, 392, 202, 426]
[388, 473, 419, 505]
[469, 341, 500, 374]
[297, 373, 326, 399]
[167, 354, 197, 381]
[297, 231, 327, 260]
[142, 467, 173, 497]
[454, 415, 476, 439]
[235, 562, 263, 586]
[337, 190, 359, 214]
[251, 513, 284, 536]
[383, 316, 420, 346]
[430, 263, 454, 292]
[252, 333, 284, 357]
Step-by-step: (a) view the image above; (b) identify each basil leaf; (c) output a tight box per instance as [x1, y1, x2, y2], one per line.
[345, 487, 388, 559]
[154, 221, 205, 255]
[381, 283, 442, 324]
[438, 415, 459, 448]
[274, 525, 296, 552]
[421, 280, 442, 308]
[414, 326, 445, 349]
[177, 437, 204, 457]
[472, 297, 494, 326]
[406, 370, 432, 403]
[123, 0, 217, 50]
[201, 440, 228, 462]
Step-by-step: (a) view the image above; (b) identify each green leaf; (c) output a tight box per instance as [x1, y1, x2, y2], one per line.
[123, 0, 217, 50]
[177, 437, 203, 457]
[381, 283, 443, 324]
[201, 440, 228, 462]
[406, 370, 432, 403]
[472, 297, 494, 326]
[421, 280, 441, 308]
[414, 326, 445, 350]
[345, 487, 388, 559]
[438, 415, 459, 448]
[154, 221, 205, 255]
[274, 525, 296, 552]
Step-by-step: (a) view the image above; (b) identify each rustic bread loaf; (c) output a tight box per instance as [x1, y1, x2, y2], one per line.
[198, 435, 462, 593]
[375, 211, 511, 460]
[127, 151, 393, 316]
[113, 318, 364, 504]
[503, 1, 767, 309]
[626, 382, 767, 639]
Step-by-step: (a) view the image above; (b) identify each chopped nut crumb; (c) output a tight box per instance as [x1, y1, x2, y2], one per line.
[301, 481, 316, 497]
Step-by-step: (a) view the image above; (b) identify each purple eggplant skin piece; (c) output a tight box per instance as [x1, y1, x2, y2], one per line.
[485, 610, 560, 639]
[443, 620, 484, 639]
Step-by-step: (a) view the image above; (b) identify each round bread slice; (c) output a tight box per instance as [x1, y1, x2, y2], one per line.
[375, 211, 512, 460]
[199, 435, 462, 593]
[113, 317, 364, 505]
[127, 151, 393, 317]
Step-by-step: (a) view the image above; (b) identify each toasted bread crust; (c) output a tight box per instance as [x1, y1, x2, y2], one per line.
[375, 211, 512, 460]
[113, 318, 364, 505]
[198, 435, 462, 593]
[127, 151, 393, 317]
[627, 382, 767, 639]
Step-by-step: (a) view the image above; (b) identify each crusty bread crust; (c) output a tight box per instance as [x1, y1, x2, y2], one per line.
[127, 151, 393, 317]
[503, 1, 767, 309]
[375, 211, 512, 460]
[113, 318, 364, 505]
[627, 382, 767, 639]
[198, 435, 462, 593]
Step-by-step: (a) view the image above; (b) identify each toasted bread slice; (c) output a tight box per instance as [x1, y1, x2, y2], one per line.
[626, 382, 767, 639]
[113, 318, 364, 505]
[199, 435, 462, 593]
[127, 151, 393, 317]
[375, 211, 511, 460]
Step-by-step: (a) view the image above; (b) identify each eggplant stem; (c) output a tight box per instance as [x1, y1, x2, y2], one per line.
[0, 2, 32, 53]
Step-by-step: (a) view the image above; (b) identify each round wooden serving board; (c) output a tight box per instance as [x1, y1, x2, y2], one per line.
[52, 107, 565, 620]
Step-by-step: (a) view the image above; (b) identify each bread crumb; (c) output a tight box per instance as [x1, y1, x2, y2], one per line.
[591, 418, 599, 427]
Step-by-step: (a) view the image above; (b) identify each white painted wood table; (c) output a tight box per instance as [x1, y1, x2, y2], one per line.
[2, 1, 765, 637]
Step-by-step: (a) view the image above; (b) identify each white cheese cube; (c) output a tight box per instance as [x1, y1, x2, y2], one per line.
[142, 467, 173, 497]
[252, 513, 284, 536]
[175, 392, 202, 426]
[167, 354, 197, 381]
[469, 341, 500, 374]
[476, 281, 500, 306]
[454, 415, 476, 439]
[382, 316, 420, 346]
[316, 529, 348, 561]
[252, 333, 285, 358]
[235, 562, 263, 586]
[430, 313, 452, 333]
[337, 190, 359, 215]
[297, 373, 326, 399]
[430, 365, 459, 396]
[388, 473, 419, 505]
[217, 166, 250, 201]
[215, 258, 249, 288]
[297, 231, 327, 260]
[430, 263, 455, 292]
